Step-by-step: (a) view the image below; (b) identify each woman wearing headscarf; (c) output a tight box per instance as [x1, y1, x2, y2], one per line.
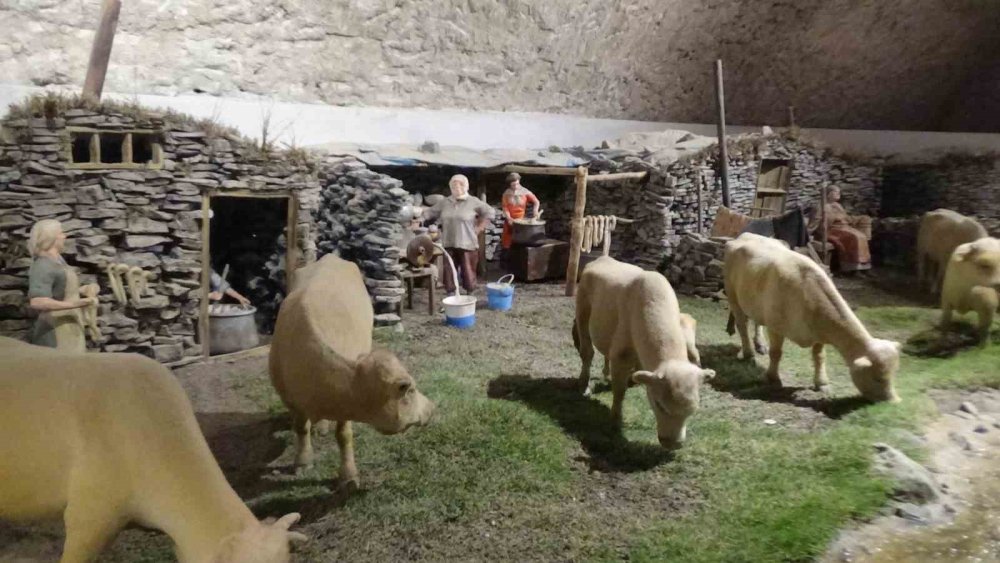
[423, 174, 496, 294]
[26, 219, 96, 350]
[809, 185, 873, 272]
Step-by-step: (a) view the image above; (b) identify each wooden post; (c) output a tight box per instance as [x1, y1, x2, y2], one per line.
[714, 59, 731, 208]
[199, 193, 212, 360]
[820, 184, 828, 267]
[82, 0, 122, 101]
[696, 166, 704, 235]
[565, 166, 589, 297]
[476, 171, 487, 279]
[787, 105, 796, 129]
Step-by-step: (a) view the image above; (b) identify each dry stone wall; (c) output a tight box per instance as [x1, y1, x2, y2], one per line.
[0, 106, 319, 360]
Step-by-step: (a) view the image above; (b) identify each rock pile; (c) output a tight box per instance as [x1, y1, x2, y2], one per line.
[665, 233, 727, 297]
[315, 158, 408, 326]
[0, 105, 319, 360]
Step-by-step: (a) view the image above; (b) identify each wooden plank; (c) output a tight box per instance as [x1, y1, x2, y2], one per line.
[286, 194, 298, 290]
[476, 172, 487, 278]
[204, 344, 271, 364]
[696, 168, 703, 235]
[200, 194, 211, 360]
[211, 191, 292, 198]
[82, 0, 122, 100]
[487, 164, 579, 176]
[586, 171, 648, 183]
[714, 59, 731, 207]
[820, 184, 829, 267]
[564, 166, 589, 296]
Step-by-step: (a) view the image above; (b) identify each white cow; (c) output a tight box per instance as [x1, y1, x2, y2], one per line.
[940, 237, 1000, 345]
[0, 337, 306, 562]
[917, 209, 987, 294]
[724, 233, 901, 402]
[573, 256, 715, 449]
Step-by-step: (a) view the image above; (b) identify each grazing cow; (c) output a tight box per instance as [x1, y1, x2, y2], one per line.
[0, 337, 307, 563]
[917, 209, 988, 294]
[940, 237, 1000, 345]
[573, 256, 715, 449]
[724, 233, 901, 402]
[269, 255, 435, 490]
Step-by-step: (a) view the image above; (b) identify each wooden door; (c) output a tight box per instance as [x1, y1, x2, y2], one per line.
[750, 159, 791, 218]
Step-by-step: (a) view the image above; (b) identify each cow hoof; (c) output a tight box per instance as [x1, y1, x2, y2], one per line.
[815, 384, 832, 394]
[294, 463, 314, 476]
[737, 350, 753, 361]
[582, 387, 593, 397]
[336, 477, 359, 495]
[766, 375, 783, 387]
[754, 343, 769, 355]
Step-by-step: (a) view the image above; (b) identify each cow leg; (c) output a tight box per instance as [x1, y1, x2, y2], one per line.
[753, 323, 768, 355]
[973, 288, 998, 347]
[733, 309, 754, 361]
[602, 356, 610, 379]
[916, 252, 926, 290]
[292, 410, 314, 473]
[764, 329, 784, 386]
[574, 317, 595, 396]
[812, 343, 831, 392]
[940, 302, 954, 330]
[608, 356, 634, 429]
[335, 421, 359, 491]
[61, 492, 125, 563]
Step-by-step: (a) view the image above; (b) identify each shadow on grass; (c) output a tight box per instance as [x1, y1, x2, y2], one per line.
[486, 374, 674, 473]
[904, 322, 997, 358]
[701, 343, 872, 419]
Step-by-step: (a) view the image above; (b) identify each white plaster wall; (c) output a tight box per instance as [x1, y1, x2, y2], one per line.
[2, 84, 998, 158]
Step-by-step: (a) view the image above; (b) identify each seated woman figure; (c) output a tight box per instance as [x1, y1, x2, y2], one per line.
[809, 186, 872, 272]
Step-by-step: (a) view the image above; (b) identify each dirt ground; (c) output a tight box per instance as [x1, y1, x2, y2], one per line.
[1, 269, 997, 562]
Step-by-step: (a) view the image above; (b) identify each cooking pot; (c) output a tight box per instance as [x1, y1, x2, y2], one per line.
[208, 304, 259, 355]
[511, 219, 547, 246]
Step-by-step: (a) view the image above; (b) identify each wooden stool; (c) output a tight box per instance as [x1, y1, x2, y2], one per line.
[401, 267, 436, 315]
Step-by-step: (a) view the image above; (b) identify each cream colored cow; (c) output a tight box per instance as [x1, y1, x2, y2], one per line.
[573, 256, 715, 449]
[724, 233, 901, 402]
[917, 209, 988, 294]
[0, 337, 306, 563]
[940, 237, 1000, 345]
[269, 255, 435, 490]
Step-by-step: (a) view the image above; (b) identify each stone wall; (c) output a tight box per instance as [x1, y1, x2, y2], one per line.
[548, 134, 884, 277]
[881, 157, 1000, 235]
[0, 103, 319, 360]
[3, 1, 997, 131]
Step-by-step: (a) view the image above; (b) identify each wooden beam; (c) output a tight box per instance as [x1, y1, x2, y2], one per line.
[487, 164, 578, 176]
[476, 171, 487, 278]
[820, 184, 829, 268]
[585, 171, 648, 183]
[714, 59, 731, 208]
[564, 166, 589, 297]
[82, 0, 122, 100]
[787, 105, 796, 129]
[696, 167, 704, 235]
[286, 194, 299, 290]
[199, 194, 211, 360]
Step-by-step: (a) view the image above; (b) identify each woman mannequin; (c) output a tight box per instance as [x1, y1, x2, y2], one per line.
[423, 174, 495, 294]
[26, 219, 96, 350]
[810, 186, 872, 272]
[501, 172, 541, 250]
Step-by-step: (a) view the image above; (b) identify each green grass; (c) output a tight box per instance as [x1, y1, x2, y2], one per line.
[90, 283, 1000, 562]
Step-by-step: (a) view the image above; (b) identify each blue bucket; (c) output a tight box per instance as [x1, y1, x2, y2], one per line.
[486, 274, 515, 311]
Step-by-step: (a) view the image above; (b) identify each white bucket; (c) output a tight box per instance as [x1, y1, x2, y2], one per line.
[442, 295, 477, 328]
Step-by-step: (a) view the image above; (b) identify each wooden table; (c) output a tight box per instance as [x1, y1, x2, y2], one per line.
[401, 267, 436, 315]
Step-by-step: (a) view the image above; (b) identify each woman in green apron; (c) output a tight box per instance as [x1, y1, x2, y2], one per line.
[26, 219, 95, 350]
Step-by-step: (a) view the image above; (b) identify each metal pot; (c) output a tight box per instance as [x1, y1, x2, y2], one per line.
[208, 304, 260, 355]
[511, 219, 547, 246]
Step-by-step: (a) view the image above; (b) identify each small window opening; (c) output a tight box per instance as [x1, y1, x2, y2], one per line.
[71, 133, 92, 163]
[132, 134, 155, 164]
[100, 133, 125, 163]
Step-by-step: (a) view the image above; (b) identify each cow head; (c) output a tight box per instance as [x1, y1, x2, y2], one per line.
[850, 339, 901, 403]
[632, 360, 716, 449]
[355, 348, 435, 435]
[951, 237, 1000, 288]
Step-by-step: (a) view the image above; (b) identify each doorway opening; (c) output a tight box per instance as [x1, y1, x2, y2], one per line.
[203, 194, 294, 356]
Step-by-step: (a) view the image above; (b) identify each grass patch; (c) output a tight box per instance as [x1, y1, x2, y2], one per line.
[90, 282, 1000, 562]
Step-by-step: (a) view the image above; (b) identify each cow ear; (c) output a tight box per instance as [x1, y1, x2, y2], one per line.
[699, 368, 716, 382]
[890, 340, 902, 351]
[631, 371, 661, 386]
[953, 245, 978, 262]
[852, 357, 873, 370]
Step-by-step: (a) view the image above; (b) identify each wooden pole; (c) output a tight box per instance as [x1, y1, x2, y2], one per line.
[565, 166, 589, 297]
[787, 105, 796, 129]
[714, 59, 731, 208]
[82, 0, 122, 100]
[820, 184, 828, 268]
[199, 193, 212, 360]
[476, 171, 487, 278]
[696, 167, 704, 235]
